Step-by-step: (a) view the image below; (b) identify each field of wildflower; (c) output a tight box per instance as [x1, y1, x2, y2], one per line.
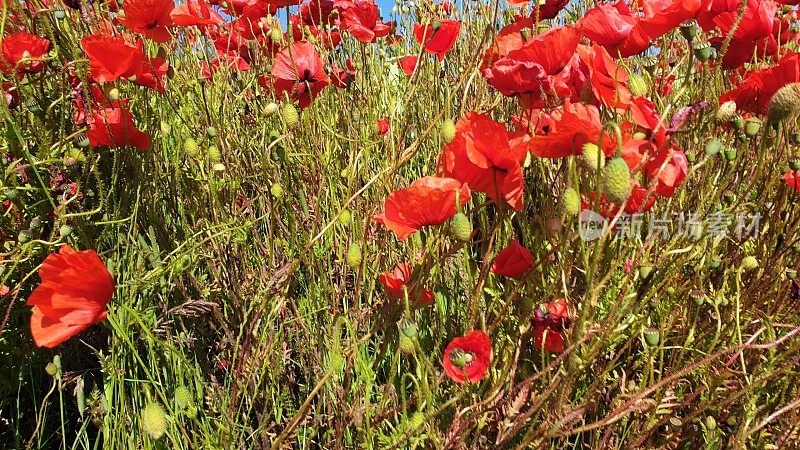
[2, 0, 800, 447]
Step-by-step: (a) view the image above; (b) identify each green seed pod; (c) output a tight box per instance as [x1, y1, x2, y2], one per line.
[440, 118, 456, 143]
[282, 103, 299, 128]
[644, 327, 660, 347]
[601, 158, 632, 204]
[561, 187, 581, 216]
[174, 386, 193, 410]
[666, 286, 676, 295]
[581, 142, 605, 171]
[790, 157, 800, 171]
[724, 147, 737, 161]
[690, 289, 705, 306]
[59, 224, 73, 238]
[53, 6, 66, 19]
[141, 402, 167, 440]
[74, 133, 90, 148]
[183, 137, 199, 157]
[270, 183, 284, 199]
[338, 209, 351, 225]
[449, 212, 472, 242]
[680, 20, 698, 40]
[25, 98, 42, 114]
[786, 268, 796, 280]
[709, 258, 721, 270]
[205, 126, 217, 138]
[17, 230, 31, 244]
[346, 242, 362, 269]
[731, 116, 744, 130]
[741, 256, 758, 271]
[744, 119, 761, 137]
[399, 318, 418, 339]
[685, 151, 696, 163]
[207, 145, 221, 163]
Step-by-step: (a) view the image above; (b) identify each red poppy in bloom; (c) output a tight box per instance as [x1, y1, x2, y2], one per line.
[300, 0, 335, 26]
[377, 117, 389, 135]
[720, 52, 800, 115]
[438, 112, 529, 210]
[491, 239, 534, 278]
[335, 0, 391, 43]
[531, 298, 572, 353]
[639, 0, 712, 41]
[785, 170, 800, 192]
[373, 176, 470, 240]
[529, 100, 609, 159]
[413, 19, 461, 61]
[201, 53, 251, 79]
[442, 330, 492, 384]
[0, 32, 51, 75]
[260, 42, 329, 108]
[646, 149, 688, 198]
[378, 263, 435, 305]
[482, 15, 534, 66]
[87, 101, 152, 151]
[119, 0, 175, 42]
[170, 1, 226, 27]
[398, 55, 419, 76]
[27, 245, 114, 348]
[506, 0, 567, 18]
[329, 59, 356, 87]
[577, 43, 632, 111]
[81, 35, 168, 92]
[576, 3, 650, 57]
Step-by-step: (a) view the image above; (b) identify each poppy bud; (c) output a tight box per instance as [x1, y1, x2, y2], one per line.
[449, 212, 472, 242]
[601, 158, 632, 204]
[561, 187, 581, 216]
[282, 103, 299, 128]
[207, 145, 221, 163]
[45, 362, 58, 376]
[767, 83, 800, 123]
[440, 118, 456, 143]
[704, 138, 722, 156]
[643, 327, 660, 346]
[639, 265, 653, 279]
[108, 87, 120, 101]
[212, 163, 225, 172]
[141, 402, 167, 440]
[744, 119, 761, 137]
[685, 151, 696, 163]
[581, 142, 605, 171]
[338, 210, 351, 225]
[705, 416, 717, 431]
[206, 126, 217, 138]
[59, 224, 72, 238]
[741, 256, 758, 271]
[666, 286, 676, 295]
[183, 138, 199, 157]
[268, 28, 283, 43]
[174, 386, 192, 410]
[399, 333, 415, 354]
[346, 242, 362, 269]
[264, 102, 279, 116]
[715, 101, 738, 123]
[160, 121, 171, 134]
[270, 182, 284, 199]
[627, 73, 648, 96]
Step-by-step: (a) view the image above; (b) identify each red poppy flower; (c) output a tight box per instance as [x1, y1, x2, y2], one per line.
[530, 298, 573, 352]
[398, 55, 419, 76]
[329, 59, 356, 87]
[483, 15, 534, 66]
[442, 330, 492, 384]
[170, 1, 226, 27]
[87, 101, 152, 151]
[81, 35, 168, 92]
[0, 32, 51, 75]
[373, 176, 470, 240]
[646, 149, 688, 198]
[377, 117, 389, 135]
[491, 239, 534, 278]
[529, 100, 610, 159]
[713, 0, 774, 43]
[576, 3, 650, 57]
[335, 0, 391, 43]
[437, 112, 529, 210]
[785, 170, 800, 192]
[201, 53, 251, 79]
[260, 42, 329, 108]
[27, 245, 115, 348]
[413, 19, 461, 61]
[300, 0, 335, 26]
[119, 0, 175, 42]
[378, 263, 434, 305]
[577, 43, 632, 111]
[720, 52, 800, 115]
[639, 0, 712, 41]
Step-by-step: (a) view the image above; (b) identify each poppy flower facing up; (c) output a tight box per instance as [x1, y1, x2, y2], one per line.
[0, 32, 51, 75]
[413, 19, 461, 61]
[335, 0, 391, 43]
[378, 263, 435, 305]
[261, 42, 329, 108]
[170, 1, 226, 28]
[27, 245, 115, 348]
[438, 112, 529, 210]
[119, 0, 175, 42]
[491, 239, 534, 278]
[87, 101, 152, 151]
[530, 298, 573, 353]
[785, 170, 800, 192]
[442, 330, 492, 384]
[373, 176, 470, 240]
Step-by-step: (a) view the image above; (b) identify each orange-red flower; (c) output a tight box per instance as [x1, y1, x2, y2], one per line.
[528, 100, 609, 159]
[87, 101, 152, 151]
[335, 0, 391, 43]
[720, 52, 800, 115]
[398, 55, 419, 76]
[491, 239, 534, 278]
[413, 19, 461, 61]
[170, 1, 226, 27]
[119, 0, 175, 42]
[80, 34, 169, 92]
[0, 32, 51, 75]
[442, 330, 492, 384]
[27, 245, 115, 348]
[378, 263, 434, 305]
[260, 42, 329, 108]
[785, 170, 800, 192]
[531, 298, 572, 353]
[374, 176, 469, 240]
[377, 117, 389, 135]
[438, 112, 529, 210]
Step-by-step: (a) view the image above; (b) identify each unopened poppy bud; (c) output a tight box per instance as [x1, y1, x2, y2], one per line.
[767, 83, 800, 123]
[744, 119, 761, 137]
[268, 28, 283, 43]
[741, 256, 758, 271]
[160, 121, 171, 134]
[108, 87, 120, 101]
[715, 101, 738, 123]
[346, 242, 362, 269]
[206, 126, 217, 138]
[264, 102, 279, 116]
[601, 158, 632, 204]
[207, 145, 221, 163]
[561, 187, 581, 216]
[643, 327, 660, 347]
[449, 212, 472, 242]
[705, 416, 717, 431]
[704, 138, 723, 156]
[270, 182, 284, 199]
[282, 103, 299, 128]
[212, 163, 225, 172]
[141, 402, 167, 440]
[338, 210, 351, 225]
[59, 224, 72, 238]
[183, 137, 199, 157]
[581, 142, 605, 171]
[440, 118, 456, 143]
[399, 333, 415, 354]
[628, 73, 648, 96]
[174, 386, 192, 410]
[45, 362, 58, 376]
